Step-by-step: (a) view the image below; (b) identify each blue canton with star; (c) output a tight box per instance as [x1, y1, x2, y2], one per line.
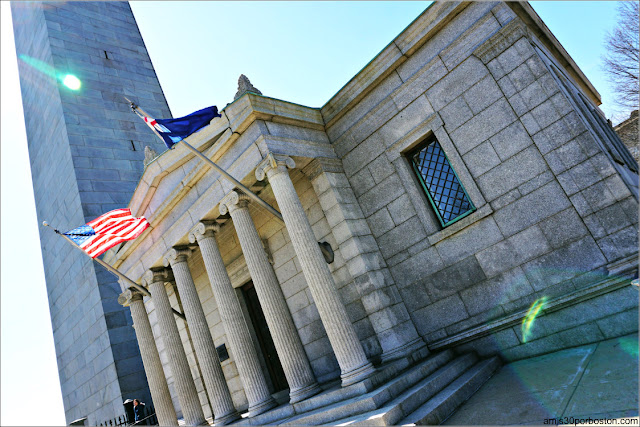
[63, 225, 95, 246]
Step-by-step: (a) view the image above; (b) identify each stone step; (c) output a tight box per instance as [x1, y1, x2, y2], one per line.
[328, 353, 479, 426]
[293, 346, 435, 415]
[399, 356, 502, 426]
[233, 347, 440, 426]
[273, 350, 456, 426]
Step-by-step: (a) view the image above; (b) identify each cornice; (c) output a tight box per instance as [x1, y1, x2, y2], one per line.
[321, 2, 469, 129]
[320, 0, 602, 133]
[506, 2, 601, 106]
[105, 94, 329, 278]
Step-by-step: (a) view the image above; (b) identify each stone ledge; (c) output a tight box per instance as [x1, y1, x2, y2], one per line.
[255, 135, 336, 161]
[427, 204, 494, 246]
[472, 18, 529, 65]
[429, 259, 638, 351]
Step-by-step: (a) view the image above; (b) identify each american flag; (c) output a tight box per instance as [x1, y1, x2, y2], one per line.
[63, 209, 150, 258]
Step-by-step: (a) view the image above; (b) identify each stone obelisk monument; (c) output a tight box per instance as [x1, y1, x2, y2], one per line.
[11, 2, 172, 424]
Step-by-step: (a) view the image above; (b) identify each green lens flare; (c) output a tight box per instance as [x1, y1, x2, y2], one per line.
[18, 54, 82, 90]
[618, 337, 639, 359]
[18, 54, 57, 78]
[522, 296, 547, 343]
[62, 74, 81, 90]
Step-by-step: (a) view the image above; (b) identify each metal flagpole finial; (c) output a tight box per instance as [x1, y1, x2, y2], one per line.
[43, 220, 61, 234]
[123, 96, 137, 111]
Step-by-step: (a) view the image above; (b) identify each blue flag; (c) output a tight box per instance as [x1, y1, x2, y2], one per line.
[142, 105, 221, 149]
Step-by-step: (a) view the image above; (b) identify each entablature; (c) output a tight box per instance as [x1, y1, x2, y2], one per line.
[105, 93, 334, 285]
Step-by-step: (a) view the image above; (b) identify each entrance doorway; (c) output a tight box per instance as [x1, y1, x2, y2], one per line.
[241, 281, 289, 393]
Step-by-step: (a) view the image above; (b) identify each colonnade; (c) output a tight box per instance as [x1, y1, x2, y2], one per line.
[119, 154, 376, 426]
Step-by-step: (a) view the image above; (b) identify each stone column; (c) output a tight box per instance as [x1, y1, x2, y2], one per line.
[256, 154, 376, 386]
[118, 288, 178, 427]
[302, 158, 426, 363]
[189, 222, 277, 416]
[144, 269, 207, 427]
[220, 191, 321, 403]
[164, 248, 240, 425]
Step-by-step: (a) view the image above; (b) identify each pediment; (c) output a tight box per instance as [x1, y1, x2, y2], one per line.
[104, 93, 336, 282]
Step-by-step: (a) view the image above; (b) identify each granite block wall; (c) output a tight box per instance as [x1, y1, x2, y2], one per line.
[12, 2, 172, 423]
[322, 1, 638, 360]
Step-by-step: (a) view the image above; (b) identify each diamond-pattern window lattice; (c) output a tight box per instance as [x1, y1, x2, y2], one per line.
[410, 140, 474, 226]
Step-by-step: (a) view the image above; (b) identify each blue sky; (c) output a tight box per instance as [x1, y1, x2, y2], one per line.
[0, 2, 630, 425]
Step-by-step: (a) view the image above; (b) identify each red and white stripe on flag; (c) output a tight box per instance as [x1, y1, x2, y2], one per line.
[143, 115, 157, 128]
[81, 208, 150, 258]
[143, 115, 170, 134]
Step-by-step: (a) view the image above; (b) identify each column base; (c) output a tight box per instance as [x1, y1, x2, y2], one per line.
[248, 396, 278, 417]
[340, 361, 376, 387]
[213, 410, 241, 426]
[289, 381, 322, 403]
[380, 337, 428, 364]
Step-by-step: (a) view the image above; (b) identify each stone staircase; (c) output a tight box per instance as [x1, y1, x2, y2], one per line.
[231, 349, 501, 426]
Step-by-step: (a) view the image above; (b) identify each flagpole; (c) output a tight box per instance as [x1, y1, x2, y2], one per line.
[126, 97, 334, 263]
[125, 97, 285, 223]
[44, 221, 186, 320]
[181, 140, 286, 222]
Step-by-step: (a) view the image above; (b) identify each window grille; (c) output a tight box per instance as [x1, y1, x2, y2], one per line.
[408, 138, 475, 227]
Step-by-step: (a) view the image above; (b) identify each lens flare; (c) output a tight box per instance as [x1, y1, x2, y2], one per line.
[18, 54, 57, 78]
[18, 54, 82, 90]
[618, 336, 639, 359]
[62, 74, 81, 90]
[522, 297, 547, 343]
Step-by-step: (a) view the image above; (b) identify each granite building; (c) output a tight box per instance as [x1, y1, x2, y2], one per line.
[15, 1, 639, 426]
[11, 2, 171, 424]
[105, 2, 638, 425]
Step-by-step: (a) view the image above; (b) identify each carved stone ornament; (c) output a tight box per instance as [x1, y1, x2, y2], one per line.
[219, 190, 251, 216]
[255, 153, 295, 181]
[188, 220, 220, 243]
[234, 74, 262, 100]
[118, 289, 144, 307]
[143, 145, 159, 167]
[142, 267, 173, 287]
[163, 246, 192, 267]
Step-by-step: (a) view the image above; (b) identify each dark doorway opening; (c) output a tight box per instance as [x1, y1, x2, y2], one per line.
[241, 281, 289, 393]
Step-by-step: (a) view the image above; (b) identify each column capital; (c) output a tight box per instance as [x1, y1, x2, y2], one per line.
[142, 267, 173, 287]
[163, 246, 192, 267]
[118, 288, 145, 307]
[255, 153, 296, 182]
[188, 220, 220, 244]
[219, 190, 251, 215]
